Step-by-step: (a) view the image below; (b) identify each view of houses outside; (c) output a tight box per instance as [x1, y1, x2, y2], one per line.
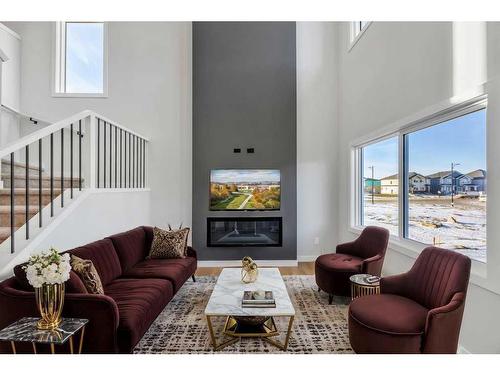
[362, 109, 487, 262]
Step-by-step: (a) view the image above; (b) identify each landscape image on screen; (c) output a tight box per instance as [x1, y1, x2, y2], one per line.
[210, 169, 281, 210]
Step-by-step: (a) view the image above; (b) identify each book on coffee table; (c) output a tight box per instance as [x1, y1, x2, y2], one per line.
[242, 291, 276, 308]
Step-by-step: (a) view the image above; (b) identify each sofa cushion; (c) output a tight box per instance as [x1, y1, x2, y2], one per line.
[123, 258, 196, 292]
[13, 264, 87, 294]
[69, 239, 122, 286]
[349, 294, 429, 335]
[108, 227, 148, 271]
[316, 253, 363, 273]
[147, 227, 189, 259]
[70, 255, 104, 294]
[104, 278, 173, 353]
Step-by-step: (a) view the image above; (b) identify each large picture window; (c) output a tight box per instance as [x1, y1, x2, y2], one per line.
[404, 108, 487, 262]
[355, 100, 487, 263]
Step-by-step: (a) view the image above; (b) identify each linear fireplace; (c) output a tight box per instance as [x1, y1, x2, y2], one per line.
[207, 217, 282, 247]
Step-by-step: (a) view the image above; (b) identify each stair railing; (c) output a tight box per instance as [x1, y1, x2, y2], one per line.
[0, 110, 149, 254]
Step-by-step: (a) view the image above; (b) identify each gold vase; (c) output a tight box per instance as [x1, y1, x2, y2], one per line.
[35, 283, 65, 330]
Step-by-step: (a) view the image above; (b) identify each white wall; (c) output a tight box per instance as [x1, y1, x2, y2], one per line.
[296, 22, 339, 261]
[0, 23, 21, 149]
[3, 22, 193, 235]
[337, 21, 500, 353]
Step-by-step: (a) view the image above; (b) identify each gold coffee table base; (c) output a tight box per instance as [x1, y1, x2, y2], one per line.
[206, 315, 294, 351]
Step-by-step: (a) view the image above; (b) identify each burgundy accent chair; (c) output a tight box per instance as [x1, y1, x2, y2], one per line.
[0, 226, 197, 354]
[348, 246, 471, 354]
[315, 226, 389, 303]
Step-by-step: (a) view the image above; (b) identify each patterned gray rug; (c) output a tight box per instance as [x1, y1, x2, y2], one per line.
[134, 275, 353, 354]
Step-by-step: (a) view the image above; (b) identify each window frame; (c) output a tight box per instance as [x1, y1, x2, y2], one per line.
[348, 21, 372, 51]
[52, 21, 108, 98]
[352, 96, 488, 263]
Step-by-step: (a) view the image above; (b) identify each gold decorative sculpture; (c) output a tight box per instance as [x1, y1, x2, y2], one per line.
[241, 256, 258, 283]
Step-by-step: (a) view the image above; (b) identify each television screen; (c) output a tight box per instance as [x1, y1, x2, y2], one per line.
[210, 169, 281, 210]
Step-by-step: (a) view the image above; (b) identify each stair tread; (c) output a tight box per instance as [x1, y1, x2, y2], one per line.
[0, 188, 62, 195]
[2, 173, 81, 180]
[1, 159, 45, 172]
[0, 205, 41, 213]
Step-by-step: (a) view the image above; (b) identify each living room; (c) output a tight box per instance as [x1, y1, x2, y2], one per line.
[0, 0, 499, 373]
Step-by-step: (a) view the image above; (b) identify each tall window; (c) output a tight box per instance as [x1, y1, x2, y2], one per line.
[355, 100, 487, 263]
[360, 136, 399, 235]
[54, 22, 106, 96]
[405, 108, 487, 262]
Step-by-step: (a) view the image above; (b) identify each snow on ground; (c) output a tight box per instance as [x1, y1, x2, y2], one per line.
[363, 196, 486, 263]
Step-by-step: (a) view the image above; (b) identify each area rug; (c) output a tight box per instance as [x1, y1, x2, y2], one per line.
[134, 275, 353, 354]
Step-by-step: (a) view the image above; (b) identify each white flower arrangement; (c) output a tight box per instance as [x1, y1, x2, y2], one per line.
[23, 248, 71, 288]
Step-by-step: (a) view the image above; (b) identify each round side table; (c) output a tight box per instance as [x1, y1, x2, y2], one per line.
[349, 274, 380, 300]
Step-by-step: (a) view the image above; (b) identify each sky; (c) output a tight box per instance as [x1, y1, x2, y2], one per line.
[65, 22, 104, 94]
[364, 109, 487, 179]
[211, 169, 281, 184]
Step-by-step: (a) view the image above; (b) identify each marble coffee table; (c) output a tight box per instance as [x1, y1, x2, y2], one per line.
[204, 267, 295, 351]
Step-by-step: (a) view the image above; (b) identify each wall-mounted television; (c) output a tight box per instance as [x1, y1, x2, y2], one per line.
[210, 169, 281, 211]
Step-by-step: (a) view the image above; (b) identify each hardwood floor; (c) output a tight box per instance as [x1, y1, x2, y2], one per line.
[195, 262, 315, 277]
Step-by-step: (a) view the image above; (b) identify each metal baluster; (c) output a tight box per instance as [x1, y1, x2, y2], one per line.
[143, 140, 146, 188]
[128, 133, 131, 188]
[25, 145, 29, 239]
[70, 124, 74, 198]
[79, 120, 82, 191]
[133, 135, 135, 188]
[61, 128, 64, 207]
[114, 126, 117, 188]
[104, 121, 107, 188]
[136, 135, 138, 188]
[109, 124, 112, 188]
[97, 119, 100, 188]
[139, 138, 142, 188]
[38, 139, 42, 228]
[50, 133, 54, 217]
[124, 132, 127, 188]
[10, 153, 14, 253]
[120, 129, 122, 188]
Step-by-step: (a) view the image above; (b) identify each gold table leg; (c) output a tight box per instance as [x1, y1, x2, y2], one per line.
[10, 341, 16, 354]
[32, 342, 37, 354]
[206, 315, 239, 351]
[78, 326, 86, 354]
[69, 337, 74, 354]
[262, 315, 295, 351]
[50, 343, 55, 354]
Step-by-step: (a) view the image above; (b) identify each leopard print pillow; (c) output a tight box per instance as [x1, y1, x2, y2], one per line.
[70, 255, 104, 294]
[147, 227, 190, 259]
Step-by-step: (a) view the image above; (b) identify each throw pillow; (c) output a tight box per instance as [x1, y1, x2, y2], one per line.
[70, 255, 104, 294]
[147, 227, 190, 259]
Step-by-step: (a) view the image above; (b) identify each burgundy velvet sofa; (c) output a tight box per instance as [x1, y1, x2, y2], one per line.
[348, 246, 471, 354]
[0, 226, 197, 354]
[315, 226, 389, 303]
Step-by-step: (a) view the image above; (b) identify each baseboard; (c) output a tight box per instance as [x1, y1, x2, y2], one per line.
[298, 255, 318, 262]
[198, 260, 298, 267]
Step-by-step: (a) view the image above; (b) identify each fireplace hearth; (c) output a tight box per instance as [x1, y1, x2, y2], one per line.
[207, 217, 282, 247]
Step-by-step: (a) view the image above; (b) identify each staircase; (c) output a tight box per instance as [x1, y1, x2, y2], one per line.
[0, 159, 79, 245]
[0, 110, 149, 262]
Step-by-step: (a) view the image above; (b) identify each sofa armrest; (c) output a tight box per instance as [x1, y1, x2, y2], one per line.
[63, 293, 120, 353]
[361, 254, 383, 275]
[336, 241, 356, 255]
[380, 273, 410, 295]
[0, 280, 120, 354]
[422, 292, 466, 354]
[187, 246, 197, 259]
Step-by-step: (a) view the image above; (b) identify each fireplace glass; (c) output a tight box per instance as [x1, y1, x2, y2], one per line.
[207, 217, 282, 247]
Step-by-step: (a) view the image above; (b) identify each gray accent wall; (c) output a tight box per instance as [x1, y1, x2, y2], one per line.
[192, 22, 297, 261]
